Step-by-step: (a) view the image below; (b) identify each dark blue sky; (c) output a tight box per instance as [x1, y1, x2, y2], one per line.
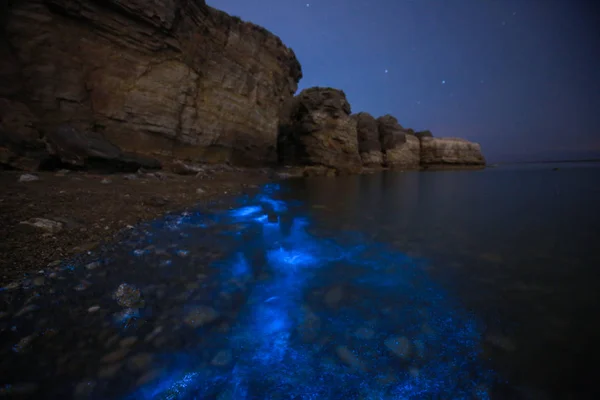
[208, 0, 600, 161]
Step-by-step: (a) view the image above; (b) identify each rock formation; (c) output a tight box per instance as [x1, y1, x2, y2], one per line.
[352, 112, 383, 166]
[419, 137, 486, 166]
[415, 130, 433, 140]
[44, 125, 162, 172]
[277, 87, 361, 170]
[1, 0, 302, 169]
[0, 1, 485, 173]
[376, 115, 420, 168]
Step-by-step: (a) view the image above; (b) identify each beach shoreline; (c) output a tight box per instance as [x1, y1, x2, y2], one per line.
[0, 168, 273, 287]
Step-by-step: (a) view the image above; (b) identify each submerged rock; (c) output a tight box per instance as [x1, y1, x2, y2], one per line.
[183, 306, 220, 328]
[211, 349, 233, 366]
[113, 283, 143, 308]
[335, 345, 365, 371]
[384, 336, 412, 360]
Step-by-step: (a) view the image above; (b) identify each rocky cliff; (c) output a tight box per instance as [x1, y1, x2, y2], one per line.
[352, 112, 382, 166]
[278, 87, 361, 170]
[276, 87, 485, 172]
[376, 115, 420, 168]
[1, 0, 302, 169]
[420, 137, 486, 166]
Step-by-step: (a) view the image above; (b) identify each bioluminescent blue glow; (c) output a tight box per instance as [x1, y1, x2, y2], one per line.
[128, 185, 497, 399]
[229, 205, 262, 218]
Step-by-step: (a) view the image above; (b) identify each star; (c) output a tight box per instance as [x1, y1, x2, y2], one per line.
[306, 3, 310, 7]
[501, 21, 506, 26]
[384, 69, 388, 74]
[416, 100, 421, 105]
[442, 80, 446, 84]
[480, 80, 485, 84]
[512, 11, 517, 16]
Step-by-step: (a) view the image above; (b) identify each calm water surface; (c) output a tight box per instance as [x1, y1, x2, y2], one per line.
[0, 162, 598, 399]
[282, 162, 600, 398]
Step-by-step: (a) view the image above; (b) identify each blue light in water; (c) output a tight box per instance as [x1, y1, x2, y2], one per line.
[230, 205, 262, 218]
[231, 253, 250, 278]
[257, 194, 288, 213]
[129, 186, 497, 400]
[267, 247, 318, 270]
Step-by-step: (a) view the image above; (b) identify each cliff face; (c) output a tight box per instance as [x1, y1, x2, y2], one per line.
[384, 134, 421, 168]
[420, 137, 486, 166]
[278, 87, 361, 169]
[352, 112, 382, 166]
[376, 115, 420, 168]
[1, 0, 302, 167]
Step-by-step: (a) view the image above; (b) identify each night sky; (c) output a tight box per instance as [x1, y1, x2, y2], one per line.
[208, 0, 600, 162]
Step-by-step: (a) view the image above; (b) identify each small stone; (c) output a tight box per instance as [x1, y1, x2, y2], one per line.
[13, 335, 35, 353]
[3, 281, 20, 290]
[74, 282, 90, 291]
[55, 169, 70, 176]
[2, 382, 38, 395]
[148, 195, 169, 207]
[85, 261, 100, 270]
[196, 188, 205, 194]
[73, 381, 96, 398]
[183, 306, 219, 328]
[127, 353, 154, 372]
[18, 174, 39, 182]
[14, 304, 39, 317]
[176, 249, 189, 258]
[355, 327, 375, 340]
[88, 306, 101, 313]
[211, 349, 232, 366]
[119, 336, 138, 348]
[485, 333, 516, 352]
[335, 346, 364, 370]
[47, 260, 61, 267]
[19, 218, 63, 233]
[100, 178, 112, 184]
[101, 348, 130, 363]
[144, 326, 163, 342]
[324, 286, 343, 308]
[123, 174, 137, 180]
[136, 369, 161, 387]
[384, 336, 412, 360]
[114, 283, 143, 308]
[32, 276, 45, 286]
[97, 363, 122, 379]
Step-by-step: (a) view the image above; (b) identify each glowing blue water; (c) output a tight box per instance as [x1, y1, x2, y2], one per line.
[127, 183, 495, 400]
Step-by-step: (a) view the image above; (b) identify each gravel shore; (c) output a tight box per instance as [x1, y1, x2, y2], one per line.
[0, 167, 272, 287]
